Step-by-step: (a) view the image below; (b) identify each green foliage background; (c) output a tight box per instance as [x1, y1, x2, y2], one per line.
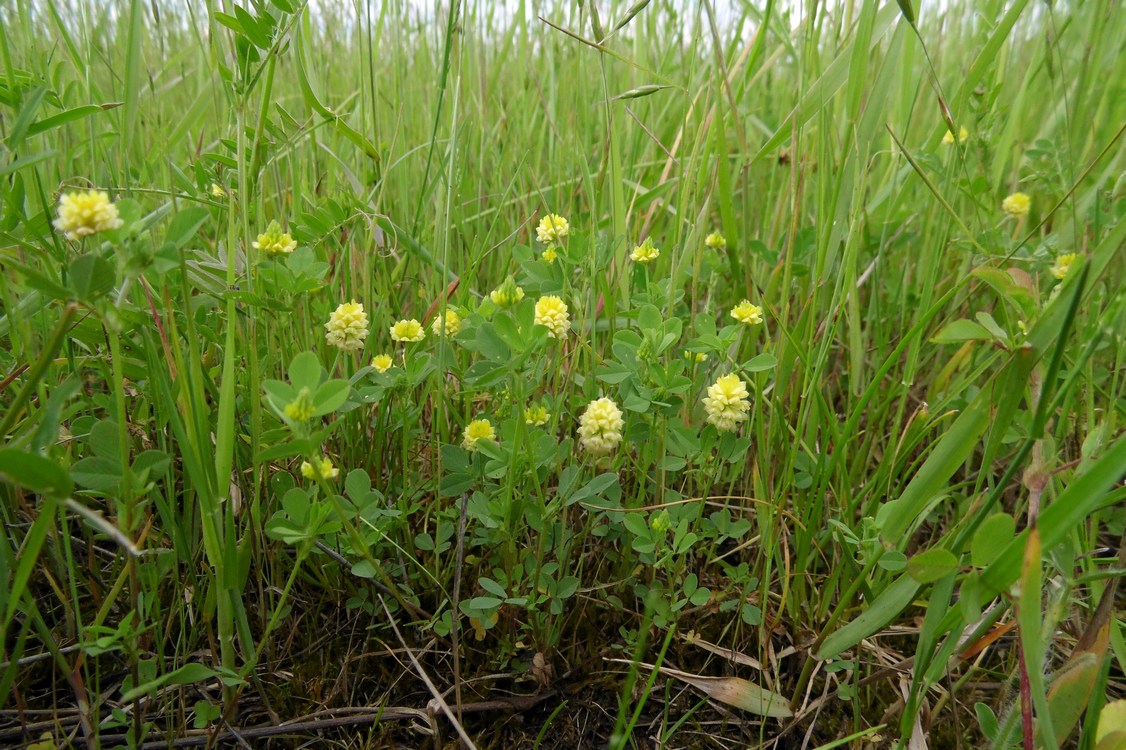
[1, 0, 1124, 746]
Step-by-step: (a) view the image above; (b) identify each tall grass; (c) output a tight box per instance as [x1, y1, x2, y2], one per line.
[1, 0, 1124, 747]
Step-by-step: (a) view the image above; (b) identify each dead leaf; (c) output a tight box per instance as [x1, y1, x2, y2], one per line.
[609, 659, 791, 718]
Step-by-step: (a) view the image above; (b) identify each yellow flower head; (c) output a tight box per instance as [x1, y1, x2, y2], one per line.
[730, 300, 763, 326]
[210, 183, 227, 198]
[490, 276, 526, 308]
[1050, 252, 1078, 280]
[371, 354, 394, 373]
[534, 295, 570, 339]
[650, 509, 672, 535]
[524, 405, 550, 426]
[542, 246, 558, 263]
[325, 300, 369, 352]
[942, 126, 969, 145]
[705, 231, 726, 250]
[253, 220, 298, 256]
[684, 350, 707, 363]
[462, 419, 496, 452]
[536, 213, 570, 244]
[431, 309, 462, 337]
[390, 319, 425, 343]
[53, 189, 124, 241]
[578, 397, 624, 456]
[300, 456, 339, 481]
[1002, 192, 1031, 218]
[630, 237, 660, 264]
[703, 373, 751, 433]
[283, 387, 315, 422]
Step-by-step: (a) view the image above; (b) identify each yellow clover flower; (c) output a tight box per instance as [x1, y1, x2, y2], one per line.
[371, 354, 393, 373]
[650, 509, 672, 535]
[210, 183, 227, 198]
[325, 300, 369, 352]
[1002, 192, 1031, 218]
[942, 126, 969, 145]
[578, 397, 624, 456]
[524, 405, 550, 426]
[684, 350, 707, 363]
[431, 309, 462, 337]
[534, 295, 570, 339]
[462, 419, 496, 452]
[390, 319, 425, 343]
[1050, 252, 1078, 280]
[536, 213, 570, 244]
[703, 373, 751, 433]
[253, 220, 298, 256]
[300, 456, 339, 481]
[730, 300, 763, 326]
[490, 276, 526, 308]
[283, 387, 315, 422]
[705, 231, 726, 249]
[542, 246, 558, 263]
[53, 189, 124, 241]
[630, 237, 660, 264]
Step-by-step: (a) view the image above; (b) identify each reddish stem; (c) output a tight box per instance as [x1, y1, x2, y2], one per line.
[1018, 638, 1034, 750]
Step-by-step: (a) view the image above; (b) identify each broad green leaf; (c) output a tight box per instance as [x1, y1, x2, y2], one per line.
[907, 547, 959, 584]
[1042, 653, 1102, 747]
[567, 472, 620, 505]
[879, 392, 991, 544]
[344, 469, 371, 500]
[234, 5, 272, 49]
[164, 207, 210, 249]
[67, 254, 115, 301]
[817, 574, 920, 660]
[971, 513, 1016, 568]
[0, 450, 73, 498]
[980, 433, 1126, 597]
[294, 25, 379, 160]
[132, 450, 170, 482]
[466, 596, 504, 611]
[478, 578, 507, 598]
[741, 353, 778, 372]
[0, 149, 57, 179]
[312, 380, 350, 416]
[25, 103, 121, 139]
[288, 351, 323, 391]
[120, 663, 219, 702]
[70, 456, 123, 491]
[5, 86, 46, 150]
[931, 319, 994, 344]
[87, 419, 121, 462]
[972, 266, 1036, 318]
[1098, 701, 1126, 750]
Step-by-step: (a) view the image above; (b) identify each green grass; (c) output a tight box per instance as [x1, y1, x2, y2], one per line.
[1, 0, 1124, 747]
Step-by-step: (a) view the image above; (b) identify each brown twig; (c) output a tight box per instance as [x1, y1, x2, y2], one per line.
[377, 595, 479, 749]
